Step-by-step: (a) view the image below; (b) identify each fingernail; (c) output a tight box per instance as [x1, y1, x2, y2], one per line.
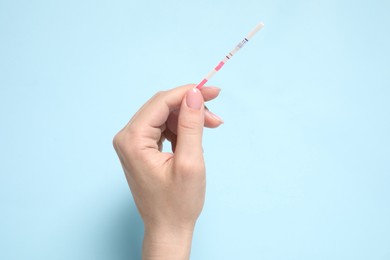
[203, 86, 221, 92]
[186, 88, 203, 110]
[206, 109, 224, 123]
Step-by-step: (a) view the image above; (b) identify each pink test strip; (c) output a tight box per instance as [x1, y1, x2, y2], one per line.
[196, 21, 264, 89]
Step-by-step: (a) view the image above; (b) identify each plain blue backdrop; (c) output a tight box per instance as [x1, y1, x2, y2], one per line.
[1, 0, 389, 259]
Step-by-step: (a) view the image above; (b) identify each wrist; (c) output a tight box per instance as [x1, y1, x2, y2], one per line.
[142, 223, 195, 260]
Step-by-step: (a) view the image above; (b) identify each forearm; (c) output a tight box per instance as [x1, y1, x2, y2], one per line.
[142, 225, 194, 260]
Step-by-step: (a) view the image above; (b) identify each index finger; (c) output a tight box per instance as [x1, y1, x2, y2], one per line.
[128, 84, 195, 130]
[127, 84, 220, 130]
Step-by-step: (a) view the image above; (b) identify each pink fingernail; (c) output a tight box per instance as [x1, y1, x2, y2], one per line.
[186, 88, 203, 110]
[202, 86, 221, 92]
[206, 110, 224, 123]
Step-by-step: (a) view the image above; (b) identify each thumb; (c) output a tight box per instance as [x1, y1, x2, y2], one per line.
[175, 88, 205, 163]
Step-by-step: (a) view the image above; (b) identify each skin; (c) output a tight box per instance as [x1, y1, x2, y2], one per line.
[113, 84, 223, 260]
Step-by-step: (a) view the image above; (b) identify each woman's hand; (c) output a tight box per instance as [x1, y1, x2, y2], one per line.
[113, 84, 222, 259]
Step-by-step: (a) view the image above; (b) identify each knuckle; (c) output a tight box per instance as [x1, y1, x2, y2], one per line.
[112, 132, 123, 151]
[112, 127, 139, 154]
[153, 90, 166, 99]
[113, 132, 129, 154]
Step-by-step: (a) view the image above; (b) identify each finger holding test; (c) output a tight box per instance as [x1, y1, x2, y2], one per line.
[167, 86, 222, 134]
[128, 85, 219, 130]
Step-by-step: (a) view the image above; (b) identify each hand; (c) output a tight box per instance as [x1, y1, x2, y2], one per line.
[113, 84, 223, 259]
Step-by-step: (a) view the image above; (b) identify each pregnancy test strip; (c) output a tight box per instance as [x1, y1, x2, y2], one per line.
[196, 21, 264, 89]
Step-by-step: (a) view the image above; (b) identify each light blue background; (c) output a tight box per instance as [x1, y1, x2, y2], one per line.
[1, 0, 389, 259]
